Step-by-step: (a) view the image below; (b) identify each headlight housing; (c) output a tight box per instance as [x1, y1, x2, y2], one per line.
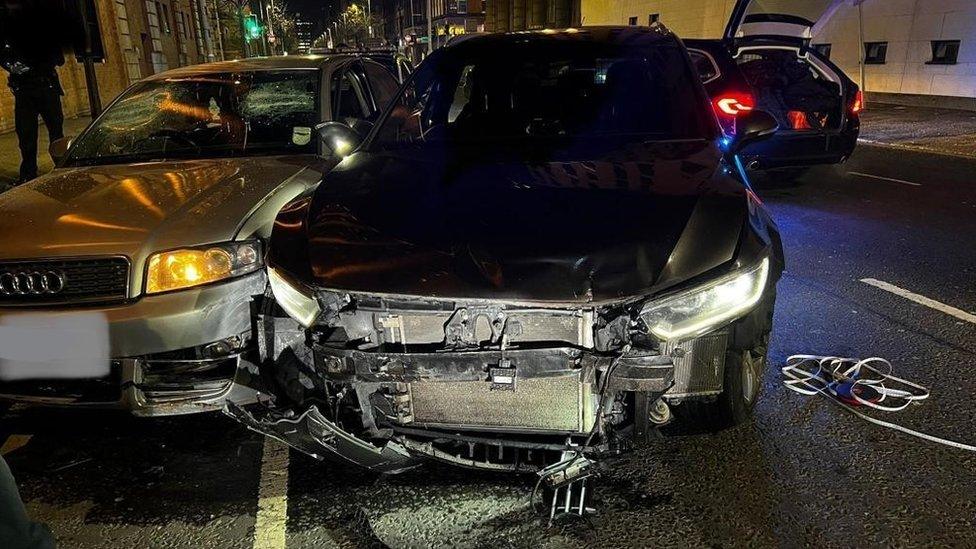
[267, 266, 321, 328]
[145, 241, 262, 294]
[640, 257, 769, 342]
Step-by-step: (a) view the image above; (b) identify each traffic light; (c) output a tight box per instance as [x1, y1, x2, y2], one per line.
[243, 14, 264, 40]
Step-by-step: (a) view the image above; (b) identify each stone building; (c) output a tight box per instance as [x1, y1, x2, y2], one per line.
[0, 0, 219, 133]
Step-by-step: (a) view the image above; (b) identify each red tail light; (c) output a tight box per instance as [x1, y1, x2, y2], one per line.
[850, 90, 864, 114]
[713, 92, 755, 135]
[714, 93, 755, 116]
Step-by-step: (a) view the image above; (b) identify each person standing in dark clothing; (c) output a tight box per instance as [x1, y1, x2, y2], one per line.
[0, 0, 67, 183]
[0, 455, 55, 549]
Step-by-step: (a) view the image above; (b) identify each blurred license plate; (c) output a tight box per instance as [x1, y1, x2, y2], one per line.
[0, 311, 111, 381]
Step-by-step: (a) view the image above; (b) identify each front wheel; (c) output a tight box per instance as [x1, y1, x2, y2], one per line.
[672, 294, 775, 431]
[674, 339, 768, 431]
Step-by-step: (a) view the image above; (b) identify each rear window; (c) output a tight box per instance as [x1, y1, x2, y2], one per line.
[373, 40, 713, 149]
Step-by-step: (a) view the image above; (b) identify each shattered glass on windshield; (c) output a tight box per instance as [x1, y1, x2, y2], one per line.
[65, 70, 320, 166]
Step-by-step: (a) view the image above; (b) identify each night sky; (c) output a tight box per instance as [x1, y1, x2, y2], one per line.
[287, 0, 339, 28]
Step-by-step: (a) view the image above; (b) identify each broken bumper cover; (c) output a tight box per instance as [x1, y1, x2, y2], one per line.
[0, 272, 266, 415]
[225, 401, 419, 473]
[223, 345, 676, 471]
[0, 358, 259, 416]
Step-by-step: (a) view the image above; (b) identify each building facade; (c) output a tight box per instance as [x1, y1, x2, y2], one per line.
[295, 18, 314, 53]
[391, 0, 486, 62]
[485, 0, 580, 32]
[431, 0, 486, 45]
[581, 0, 976, 102]
[1, 0, 222, 134]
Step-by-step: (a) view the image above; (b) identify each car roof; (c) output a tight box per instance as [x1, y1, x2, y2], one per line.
[443, 25, 680, 50]
[143, 54, 357, 80]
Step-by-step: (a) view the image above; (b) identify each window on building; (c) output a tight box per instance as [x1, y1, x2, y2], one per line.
[864, 41, 887, 64]
[457, 0, 467, 14]
[628, 16, 638, 26]
[812, 43, 831, 59]
[929, 40, 960, 65]
[156, 2, 171, 34]
[649, 13, 659, 25]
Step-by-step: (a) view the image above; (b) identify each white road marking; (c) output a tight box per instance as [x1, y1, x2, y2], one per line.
[253, 437, 290, 549]
[861, 278, 976, 324]
[1, 434, 32, 455]
[848, 172, 922, 187]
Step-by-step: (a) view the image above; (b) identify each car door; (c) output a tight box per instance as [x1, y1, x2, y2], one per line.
[330, 61, 376, 129]
[362, 60, 401, 114]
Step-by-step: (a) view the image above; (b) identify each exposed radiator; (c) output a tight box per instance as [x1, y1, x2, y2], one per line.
[662, 331, 728, 398]
[408, 373, 596, 433]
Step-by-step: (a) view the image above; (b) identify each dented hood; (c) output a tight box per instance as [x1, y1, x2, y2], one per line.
[273, 140, 750, 303]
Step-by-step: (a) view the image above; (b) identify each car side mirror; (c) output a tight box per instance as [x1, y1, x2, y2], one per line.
[316, 121, 362, 158]
[730, 110, 778, 153]
[49, 136, 73, 164]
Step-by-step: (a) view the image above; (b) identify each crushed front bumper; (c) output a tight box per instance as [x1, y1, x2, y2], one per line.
[0, 272, 266, 415]
[226, 402, 419, 473]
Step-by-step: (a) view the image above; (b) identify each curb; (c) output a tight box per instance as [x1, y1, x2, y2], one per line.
[857, 138, 976, 161]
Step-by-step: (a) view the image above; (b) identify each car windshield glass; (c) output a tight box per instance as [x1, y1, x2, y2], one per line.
[65, 70, 320, 166]
[373, 40, 713, 150]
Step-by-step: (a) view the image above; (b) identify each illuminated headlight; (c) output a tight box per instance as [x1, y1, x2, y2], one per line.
[146, 241, 262, 294]
[640, 257, 769, 342]
[267, 266, 321, 328]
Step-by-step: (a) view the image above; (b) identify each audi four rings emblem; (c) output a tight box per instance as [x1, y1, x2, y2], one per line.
[0, 270, 67, 295]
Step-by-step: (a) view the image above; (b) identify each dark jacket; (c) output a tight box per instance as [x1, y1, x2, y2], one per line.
[0, 0, 68, 94]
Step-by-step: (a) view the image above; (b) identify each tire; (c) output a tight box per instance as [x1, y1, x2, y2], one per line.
[675, 339, 768, 431]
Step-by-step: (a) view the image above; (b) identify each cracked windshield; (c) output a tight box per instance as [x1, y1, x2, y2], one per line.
[65, 71, 319, 166]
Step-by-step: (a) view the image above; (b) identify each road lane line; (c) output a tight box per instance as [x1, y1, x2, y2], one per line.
[253, 437, 290, 549]
[1, 434, 32, 455]
[861, 278, 976, 324]
[848, 171, 922, 187]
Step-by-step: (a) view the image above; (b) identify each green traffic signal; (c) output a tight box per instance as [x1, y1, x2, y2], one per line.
[243, 14, 264, 40]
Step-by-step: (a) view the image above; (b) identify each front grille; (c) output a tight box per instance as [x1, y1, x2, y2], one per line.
[0, 257, 129, 306]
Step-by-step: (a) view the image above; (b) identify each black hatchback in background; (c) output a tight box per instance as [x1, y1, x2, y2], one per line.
[686, 0, 862, 175]
[228, 26, 786, 474]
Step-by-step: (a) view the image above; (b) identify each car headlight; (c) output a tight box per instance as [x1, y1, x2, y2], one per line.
[640, 257, 769, 342]
[267, 266, 321, 328]
[145, 241, 262, 294]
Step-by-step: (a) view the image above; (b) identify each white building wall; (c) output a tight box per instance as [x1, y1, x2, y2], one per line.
[580, 0, 976, 99]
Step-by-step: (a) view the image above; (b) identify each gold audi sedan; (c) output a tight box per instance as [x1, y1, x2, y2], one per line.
[0, 55, 402, 415]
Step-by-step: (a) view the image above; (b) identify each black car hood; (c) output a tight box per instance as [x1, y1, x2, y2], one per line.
[273, 139, 750, 303]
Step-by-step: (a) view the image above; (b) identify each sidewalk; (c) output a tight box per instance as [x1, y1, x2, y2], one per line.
[859, 103, 976, 159]
[0, 116, 91, 192]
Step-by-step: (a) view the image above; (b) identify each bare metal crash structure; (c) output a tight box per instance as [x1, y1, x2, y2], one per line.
[226, 26, 787, 493]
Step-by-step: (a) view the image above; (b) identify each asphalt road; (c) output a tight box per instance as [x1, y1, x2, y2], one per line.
[2, 143, 975, 548]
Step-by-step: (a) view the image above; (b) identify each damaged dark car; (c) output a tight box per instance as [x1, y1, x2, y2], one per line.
[229, 27, 786, 479]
